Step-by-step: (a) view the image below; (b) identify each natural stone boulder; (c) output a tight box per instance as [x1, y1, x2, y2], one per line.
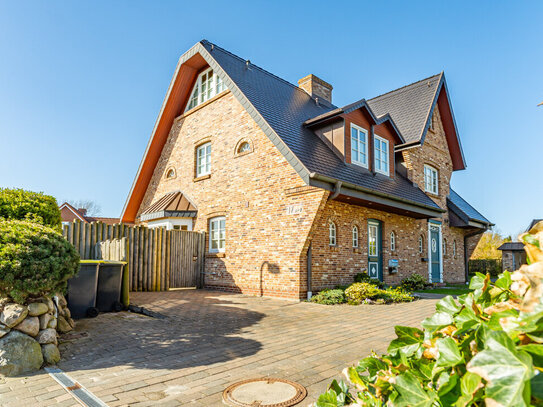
[40, 297, 55, 314]
[57, 316, 72, 333]
[0, 331, 43, 376]
[39, 313, 51, 330]
[47, 317, 57, 330]
[13, 317, 39, 337]
[0, 304, 28, 328]
[0, 297, 9, 312]
[41, 344, 60, 365]
[55, 294, 68, 308]
[0, 324, 10, 339]
[62, 307, 71, 319]
[36, 329, 57, 345]
[28, 303, 49, 317]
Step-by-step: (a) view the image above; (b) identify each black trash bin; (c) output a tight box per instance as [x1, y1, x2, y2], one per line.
[96, 261, 126, 312]
[67, 261, 100, 319]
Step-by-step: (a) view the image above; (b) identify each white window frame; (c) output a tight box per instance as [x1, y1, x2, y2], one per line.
[350, 124, 368, 168]
[374, 135, 389, 176]
[185, 68, 227, 112]
[390, 231, 396, 252]
[419, 235, 424, 254]
[147, 218, 193, 231]
[352, 225, 359, 248]
[424, 164, 439, 195]
[209, 216, 226, 253]
[329, 222, 337, 246]
[196, 142, 211, 177]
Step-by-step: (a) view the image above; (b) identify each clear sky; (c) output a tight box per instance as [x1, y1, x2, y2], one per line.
[0, 1, 541, 237]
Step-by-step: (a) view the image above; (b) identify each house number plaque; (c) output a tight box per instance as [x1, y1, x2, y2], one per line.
[286, 204, 303, 215]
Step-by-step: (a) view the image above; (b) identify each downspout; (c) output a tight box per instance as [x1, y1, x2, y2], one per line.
[328, 181, 342, 201]
[307, 242, 312, 300]
[464, 228, 487, 283]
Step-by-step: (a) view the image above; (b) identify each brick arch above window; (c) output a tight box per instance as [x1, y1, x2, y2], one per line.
[234, 137, 254, 157]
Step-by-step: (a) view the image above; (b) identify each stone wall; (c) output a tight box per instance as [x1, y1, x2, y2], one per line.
[0, 294, 74, 376]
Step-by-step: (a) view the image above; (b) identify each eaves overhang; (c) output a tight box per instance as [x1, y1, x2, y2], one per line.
[140, 210, 198, 222]
[447, 197, 493, 229]
[309, 172, 445, 219]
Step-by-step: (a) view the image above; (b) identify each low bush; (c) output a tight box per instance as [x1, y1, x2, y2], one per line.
[313, 221, 543, 407]
[353, 272, 385, 289]
[0, 188, 61, 230]
[345, 283, 414, 305]
[399, 273, 429, 291]
[310, 289, 346, 305]
[0, 220, 80, 303]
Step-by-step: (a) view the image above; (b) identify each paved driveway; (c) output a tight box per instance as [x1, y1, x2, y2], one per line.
[0, 290, 437, 406]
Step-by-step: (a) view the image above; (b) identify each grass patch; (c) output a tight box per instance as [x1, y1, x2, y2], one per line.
[416, 285, 470, 295]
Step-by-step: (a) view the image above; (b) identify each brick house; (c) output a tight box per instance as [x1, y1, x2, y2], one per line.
[121, 40, 492, 299]
[59, 202, 120, 226]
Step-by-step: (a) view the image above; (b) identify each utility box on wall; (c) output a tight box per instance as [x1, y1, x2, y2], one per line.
[388, 259, 399, 274]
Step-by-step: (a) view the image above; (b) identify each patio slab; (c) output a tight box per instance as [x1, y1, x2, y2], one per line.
[0, 290, 438, 406]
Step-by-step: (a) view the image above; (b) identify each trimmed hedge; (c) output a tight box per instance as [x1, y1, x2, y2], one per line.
[310, 289, 346, 305]
[0, 220, 80, 303]
[345, 283, 414, 305]
[400, 273, 430, 291]
[469, 258, 501, 277]
[0, 188, 61, 230]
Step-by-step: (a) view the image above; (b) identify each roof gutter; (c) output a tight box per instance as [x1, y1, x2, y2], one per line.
[309, 172, 445, 217]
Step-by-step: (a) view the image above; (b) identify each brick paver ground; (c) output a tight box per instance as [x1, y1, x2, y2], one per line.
[0, 290, 438, 406]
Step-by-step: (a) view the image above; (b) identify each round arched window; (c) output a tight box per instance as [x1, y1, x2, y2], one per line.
[238, 141, 251, 153]
[166, 168, 176, 179]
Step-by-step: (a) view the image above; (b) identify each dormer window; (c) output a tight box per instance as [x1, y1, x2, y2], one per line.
[374, 135, 389, 176]
[185, 68, 227, 112]
[350, 124, 368, 168]
[424, 164, 439, 195]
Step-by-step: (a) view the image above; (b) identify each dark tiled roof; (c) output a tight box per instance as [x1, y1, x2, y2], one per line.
[367, 74, 442, 144]
[498, 242, 525, 251]
[448, 189, 491, 225]
[526, 219, 543, 232]
[201, 41, 441, 212]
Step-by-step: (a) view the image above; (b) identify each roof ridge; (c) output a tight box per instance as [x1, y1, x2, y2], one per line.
[200, 40, 330, 103]
[368, 72, 442, 103]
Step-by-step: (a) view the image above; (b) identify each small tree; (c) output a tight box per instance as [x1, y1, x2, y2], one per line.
[0, 220, 80, 303]
[0, 188, 61, 230]
[67, 199, 101, 216]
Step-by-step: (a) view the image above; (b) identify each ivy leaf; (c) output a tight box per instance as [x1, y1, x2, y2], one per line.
[422, 312, 453, 333]
[531, 372, 543, 402]
[315, 389, 339, 407]
[358, 356, 387, 379]
[345, 366, 367, 391]
[518, 344, 543, 367]
[494, 270, 512, 290]
[437, 370, 459, 397]
[460, 371, 482, 399]
[436, 295, 461, 315]
[392, 371, 436, 407]
[467, 331, 534, 406]
[388, 326, 424, 357]
[436, 337, 464, 367]
[454, 306, 480, 333]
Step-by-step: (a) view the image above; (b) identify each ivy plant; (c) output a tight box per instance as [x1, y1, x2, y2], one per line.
[313, 222, 543, 407]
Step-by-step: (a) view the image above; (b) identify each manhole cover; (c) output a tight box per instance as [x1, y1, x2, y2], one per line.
[223, 378, 307, 407]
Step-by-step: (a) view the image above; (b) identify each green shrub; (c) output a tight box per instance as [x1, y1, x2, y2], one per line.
[313, 222, 543, 406]
[0, 220, 80, 303]
[400, 273, 429, 291]
[345, 283, 414, 305]
[310, 289, 346, 305]
[353, 272, 385, 289]
[0, 188, 61, 230]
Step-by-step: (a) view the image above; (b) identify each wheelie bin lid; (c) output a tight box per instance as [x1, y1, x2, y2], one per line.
[80, 260, 127, 265]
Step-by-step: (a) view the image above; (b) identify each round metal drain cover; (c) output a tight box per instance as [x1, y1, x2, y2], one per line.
[223, 377, 307, 407]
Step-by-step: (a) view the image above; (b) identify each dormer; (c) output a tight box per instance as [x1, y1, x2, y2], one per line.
[304, 100, 404, 178]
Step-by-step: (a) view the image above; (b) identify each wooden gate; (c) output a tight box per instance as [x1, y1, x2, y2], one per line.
[62, 221, 206, 291]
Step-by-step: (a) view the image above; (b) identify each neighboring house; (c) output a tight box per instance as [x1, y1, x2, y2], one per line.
[497, 242, 526, 271]
[59, 202, 119, 226]
[497, 218, 541, 271]
[121, 40, 492, 299]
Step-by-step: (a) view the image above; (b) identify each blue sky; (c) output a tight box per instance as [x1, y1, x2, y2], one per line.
[0, 1, 541, 237]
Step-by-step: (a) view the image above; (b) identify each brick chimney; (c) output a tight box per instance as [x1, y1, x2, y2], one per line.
[78, 208, 87, 216]
[298, 74, 333, 104]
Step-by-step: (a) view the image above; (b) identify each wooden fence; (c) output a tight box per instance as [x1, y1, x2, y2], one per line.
[62, 221, 206, 291]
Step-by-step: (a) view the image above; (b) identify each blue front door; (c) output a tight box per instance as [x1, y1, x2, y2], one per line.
[429, 225, 441, 282]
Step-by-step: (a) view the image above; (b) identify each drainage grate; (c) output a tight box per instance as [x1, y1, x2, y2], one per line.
[223, 377, 307, 407]
[45, 367, 108, 407]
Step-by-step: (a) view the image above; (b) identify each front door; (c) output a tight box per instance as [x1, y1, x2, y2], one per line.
[368, 220, 383, 281]
[429, 224, 441, 282]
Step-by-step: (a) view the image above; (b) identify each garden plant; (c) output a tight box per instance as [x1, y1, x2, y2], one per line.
[313, 221, 543, 406]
